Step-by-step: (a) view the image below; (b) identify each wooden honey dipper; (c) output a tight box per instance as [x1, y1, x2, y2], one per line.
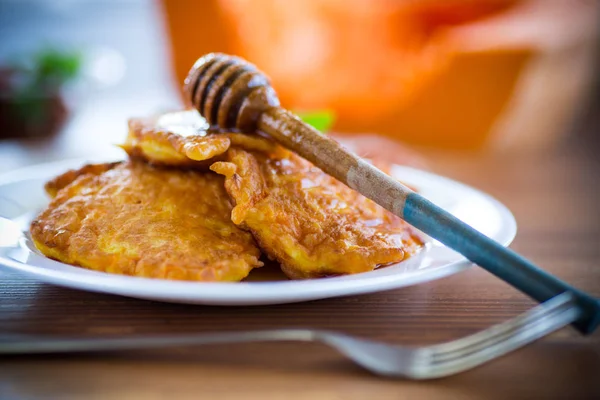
[184, 53, 599, 334]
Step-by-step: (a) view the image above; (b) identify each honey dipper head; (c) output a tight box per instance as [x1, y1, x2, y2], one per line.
[184, 53, 280, 132]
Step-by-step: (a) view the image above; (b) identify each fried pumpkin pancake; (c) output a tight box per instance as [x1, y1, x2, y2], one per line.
[44, 162, 121, 198]
[123, 110, 275, 168]
[211, 147, 423, 279]
[31, 161, 263, 281]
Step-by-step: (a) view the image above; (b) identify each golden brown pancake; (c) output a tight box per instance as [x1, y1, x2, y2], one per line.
[31, 161, 263, 281]
[44, 162, 120, 198]
[211, 147, 423, 279]
[123, 110, 275, 169]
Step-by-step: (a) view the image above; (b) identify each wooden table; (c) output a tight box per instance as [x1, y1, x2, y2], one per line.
[1, 112, 599, 399]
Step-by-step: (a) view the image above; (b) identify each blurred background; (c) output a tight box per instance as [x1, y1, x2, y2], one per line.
[0, 0, 599, 173]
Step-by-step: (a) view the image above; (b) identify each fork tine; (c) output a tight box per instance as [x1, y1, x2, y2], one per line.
[427, 293, 577, 360]
[409, 294, 580, 379]
[425, 306, 580, 379]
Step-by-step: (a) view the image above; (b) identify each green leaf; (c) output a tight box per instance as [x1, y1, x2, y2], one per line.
[34, 48, 82, 87]
[297, 110, 336, 133]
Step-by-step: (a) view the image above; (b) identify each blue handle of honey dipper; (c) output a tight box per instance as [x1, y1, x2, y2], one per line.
[256, 109, 600, 335]
[403, 192, 600, 334]
[256, 108, 600, 335]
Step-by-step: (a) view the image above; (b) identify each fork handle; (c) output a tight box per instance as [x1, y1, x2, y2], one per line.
[0, 330, 317, 354]
[404, 194, 600, 334]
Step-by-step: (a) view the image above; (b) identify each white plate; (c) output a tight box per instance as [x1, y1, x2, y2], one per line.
[0, 158, 516, 305]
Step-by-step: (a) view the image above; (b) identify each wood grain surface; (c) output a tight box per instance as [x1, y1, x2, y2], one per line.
[1, 111, 599, 399]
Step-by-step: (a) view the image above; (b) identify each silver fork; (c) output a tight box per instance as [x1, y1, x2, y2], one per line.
[0, 292, 580, 379]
